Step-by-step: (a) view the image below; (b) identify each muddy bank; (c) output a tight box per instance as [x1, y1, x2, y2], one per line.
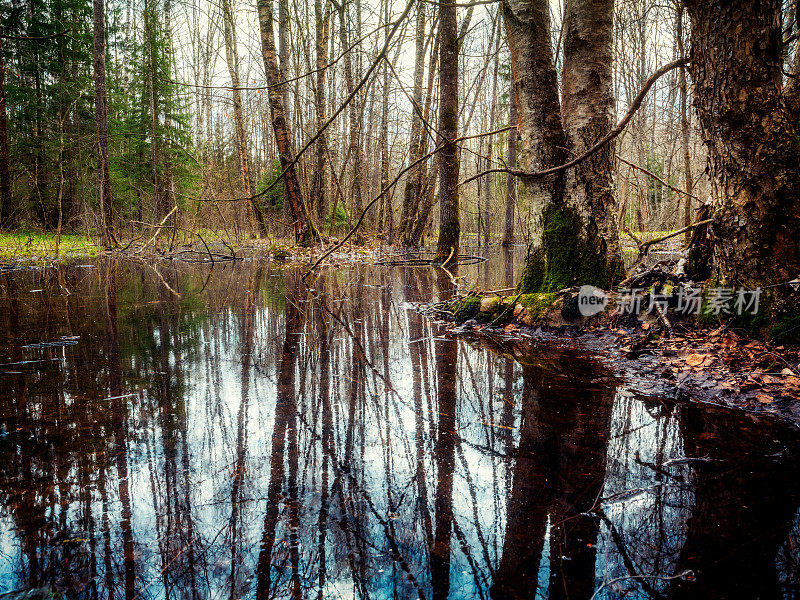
[427, 289, 800, 428]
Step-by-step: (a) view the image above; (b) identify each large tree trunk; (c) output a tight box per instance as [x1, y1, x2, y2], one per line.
[0, 31, 13, 229]
[92, 0, 115, 247]
[502, 0, 567, 289]
[685, 0, 800, 291]
[558, 0, 622, 285]
[145, 0, 160, 221]
[257, 0, 317, 244]
[433, 0, 460, 263]
[221, 0, 266, 235]
[507, 0, 622, 292]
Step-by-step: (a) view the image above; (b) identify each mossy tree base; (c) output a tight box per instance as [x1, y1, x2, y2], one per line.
[517, 202, 622, 293]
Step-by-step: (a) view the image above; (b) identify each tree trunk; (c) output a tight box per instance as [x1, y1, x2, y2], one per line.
[507, 0, 622, 292]
[502, 0, 567, 287]
[685, 0, 800, 291]
[338, 1, 363, 238]
[221, 0, 266, 235]
[677, 3, 693, 242]
[398, 2, 427, 247]
[93, 0, 115, 247]
[434, 0, 460, 263]
[312, 0, 329, 221]
[501, 79, 517, 247]
[277, 0, 292, 228]
[257, 0, 317, 244]
[483, 33, 500, 247]
[0, 31, 13, 229]
[145, 0, 160, 221]
[558, 0, 622, 285]
[379, 0, 392, 242]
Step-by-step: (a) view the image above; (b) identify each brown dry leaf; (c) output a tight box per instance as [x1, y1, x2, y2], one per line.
[785, 376, 800, 387]
[641, 323, 650, 330]
[686, 353, 707, 367]
[755, 394, 773, 404]
[761, 375, 781, 385]
[503, 323, 518, 333]
[720, 380, 740, 393]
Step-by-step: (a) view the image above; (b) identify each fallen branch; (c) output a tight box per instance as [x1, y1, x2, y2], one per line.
[623, 218, 713, 276]
[135, 206, 178, 254]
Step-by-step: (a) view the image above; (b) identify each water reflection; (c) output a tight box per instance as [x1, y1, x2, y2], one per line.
[0, 255, 798, 599]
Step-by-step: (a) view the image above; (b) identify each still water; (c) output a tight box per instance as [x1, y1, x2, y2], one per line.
[0, 251, 798, 599]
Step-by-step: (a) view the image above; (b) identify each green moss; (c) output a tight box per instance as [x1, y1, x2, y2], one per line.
[769, 301, 800, 343]
[518, 292, 559, 321]
[517, 247, 546, 293]
[481, 297, 500, 313]
[453, 296, 481, 321]
[434, 221, 460, 263]
[518, 203, 622, 293]
[269, 243, 290, 260]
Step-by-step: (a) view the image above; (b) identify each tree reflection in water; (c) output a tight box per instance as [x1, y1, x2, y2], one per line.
[0, 256, 798, 599]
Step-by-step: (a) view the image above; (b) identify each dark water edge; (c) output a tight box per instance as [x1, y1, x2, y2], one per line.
[0, 251, 798, 599]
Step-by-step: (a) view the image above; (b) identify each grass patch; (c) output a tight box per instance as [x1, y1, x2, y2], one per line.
[0, 232, 102, 261]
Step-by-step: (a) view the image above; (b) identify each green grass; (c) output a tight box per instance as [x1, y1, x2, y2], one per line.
[0, 232, 102, 261]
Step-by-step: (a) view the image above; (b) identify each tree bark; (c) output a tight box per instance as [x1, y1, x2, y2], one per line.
[559, 0, 622, 284]
[379, 0, 392, 241]
[338, 0, 364, 237]
[506, 0, 622, 292]
[676, 3, 693, 241]
[434, 0, 460, 263]
[398, 2, 427, 247]
[93, 0, 115, 247]
[257, 0, 317, 244]
[502, 0, 567, 287]
[0, 31, 12, 229]
[684, 0, 800, 291]
[312, 0, 329, 221]
[145, 0, 160, 221]
[483, 30, 500, 247]
[501, 79, 517, 247]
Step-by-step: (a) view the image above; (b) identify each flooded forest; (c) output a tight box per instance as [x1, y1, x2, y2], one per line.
[2, 0, 800, 596]
[1, 256, 799, 599]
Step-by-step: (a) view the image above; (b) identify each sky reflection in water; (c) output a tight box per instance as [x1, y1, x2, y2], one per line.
[0, 251, 798, 599]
